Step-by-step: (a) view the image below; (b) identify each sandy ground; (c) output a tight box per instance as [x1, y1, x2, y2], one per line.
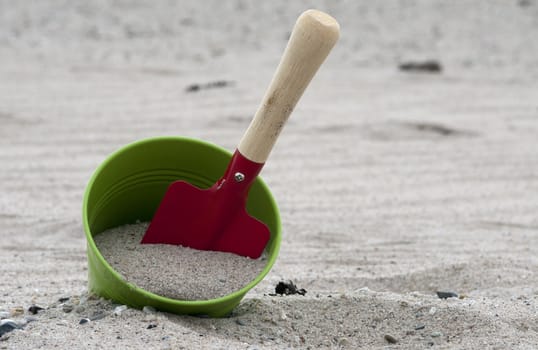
[1, 0, 538, 349]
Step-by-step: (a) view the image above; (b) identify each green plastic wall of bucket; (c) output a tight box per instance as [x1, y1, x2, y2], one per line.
[82, 137, 281, 317]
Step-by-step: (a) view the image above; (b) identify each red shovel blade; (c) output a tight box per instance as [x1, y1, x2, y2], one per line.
[141, 150, 270, 259]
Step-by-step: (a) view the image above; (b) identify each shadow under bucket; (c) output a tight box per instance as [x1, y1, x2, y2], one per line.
[82, 137, 281, 317]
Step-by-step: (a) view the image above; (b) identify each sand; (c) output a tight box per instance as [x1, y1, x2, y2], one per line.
[1, 1, 538, 349]
[93, 222, 267, 300]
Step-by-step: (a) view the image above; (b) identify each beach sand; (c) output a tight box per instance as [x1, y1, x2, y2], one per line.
[93, 222, 267, 301]
[1, 1, 537, 348]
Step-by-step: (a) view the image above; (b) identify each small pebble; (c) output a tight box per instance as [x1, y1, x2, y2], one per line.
[113, 305, 128, 316]
[62, 304, 74, 313]
[143, 306, 157, 314]
[274, 281, 306, 296]
[428, 307, 437, 315]
[143, 314, 158, 322]
[185, 80, 232, 93]
[78, 295, 88, 305]
[87, 294, 100, 301]
[235, 318, 247, 326]
[10, 307, 24, 317]
[415, 324, 426, 330]
[185, 84, 200, 92]
[384, 334, 398, 344]
[398, 60, 442, 73]
[147, 323, 157, 329]
[431, 331, 442, 338]
[90, 312, 107, 321]
[28, 305, 44, 315]
[58, 297, 70, 303]
[338, 338, 350, 347]
[436, 291, 458, 299]
[79, 318, 90, 325]
[0, 320, 19, 337]
[279, 310, 287, 321]
[74, 305, 86, 314]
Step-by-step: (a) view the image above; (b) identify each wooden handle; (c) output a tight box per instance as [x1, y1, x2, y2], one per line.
[237, 9, 340, 163]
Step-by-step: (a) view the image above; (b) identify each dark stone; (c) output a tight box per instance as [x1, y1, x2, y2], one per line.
[405, 122, 459, 136]
[436, 291, 458, 299]
[185, 80, 233, 93]
[415, 324, 426, 330]
[147, 324, 157, 329]
[79, 318, 90, 325]
[384, 334, 398, 344]
[398, 60, 442, 73]
[185, 84, 200, 92]
[0, 320, 19, 337]
[28, 305, 44, 315]
[58, 297, 70, 303]
[274, 280, 307, 296]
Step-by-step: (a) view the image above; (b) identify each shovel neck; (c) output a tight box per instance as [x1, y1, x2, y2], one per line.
[213, 150, 265, 197]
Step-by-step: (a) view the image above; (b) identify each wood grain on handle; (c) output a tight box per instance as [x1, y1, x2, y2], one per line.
[237, 9, 340, 163]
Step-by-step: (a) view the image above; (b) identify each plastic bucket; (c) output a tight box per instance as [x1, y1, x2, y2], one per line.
[82, 136, 281, 317]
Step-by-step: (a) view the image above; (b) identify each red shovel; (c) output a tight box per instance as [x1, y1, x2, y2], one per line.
[141, 9, 340, 258]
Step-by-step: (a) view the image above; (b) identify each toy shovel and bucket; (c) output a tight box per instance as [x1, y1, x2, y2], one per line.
[82, 9, 339, 317]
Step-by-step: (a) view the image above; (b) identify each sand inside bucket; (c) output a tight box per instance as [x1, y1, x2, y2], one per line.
[93, 222, 267, 301]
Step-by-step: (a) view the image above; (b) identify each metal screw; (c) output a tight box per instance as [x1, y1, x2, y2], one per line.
[234, 172, 245, 182]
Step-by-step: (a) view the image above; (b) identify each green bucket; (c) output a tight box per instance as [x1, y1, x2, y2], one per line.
[82, 137, 281, 317]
